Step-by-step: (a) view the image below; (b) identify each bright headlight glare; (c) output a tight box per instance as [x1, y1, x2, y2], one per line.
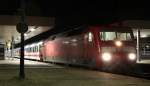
[102, 53, 112, 62]
[115, 41, 122, 47]
[128, 53, 136, 60]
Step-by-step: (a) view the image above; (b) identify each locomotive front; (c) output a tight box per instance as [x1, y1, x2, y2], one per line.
[98, 28, 136, 70]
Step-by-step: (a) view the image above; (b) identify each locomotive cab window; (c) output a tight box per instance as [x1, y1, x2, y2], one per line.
[100, 31, 132, 41]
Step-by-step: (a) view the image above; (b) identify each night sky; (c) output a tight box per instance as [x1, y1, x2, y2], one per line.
[0, 0, 150, 26]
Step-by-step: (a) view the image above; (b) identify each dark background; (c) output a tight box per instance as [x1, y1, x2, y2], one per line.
[0, 0, 150, 27]
[2, 0, 148, 46]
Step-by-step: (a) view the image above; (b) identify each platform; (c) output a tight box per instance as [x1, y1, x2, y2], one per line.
[0, 58, 150, 86]
[137, 60, 150, 64]
[0, 57, 63, 69]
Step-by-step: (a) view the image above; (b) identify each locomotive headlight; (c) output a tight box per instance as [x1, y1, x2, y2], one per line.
[102, 53, 112, 62]
[115, 41, 122, 47]
[128, 53, 136, 60]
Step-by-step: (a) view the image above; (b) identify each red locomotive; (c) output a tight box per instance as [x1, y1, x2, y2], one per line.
[14, 25, 136, 70]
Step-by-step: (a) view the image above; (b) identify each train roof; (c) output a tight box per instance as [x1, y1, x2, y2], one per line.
[100, 26, 132, 32]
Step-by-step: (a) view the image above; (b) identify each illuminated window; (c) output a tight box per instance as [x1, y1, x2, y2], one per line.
[100, 32, 132, 41]
[36, 46, 38, 52]
[117, 33, 131, 40]
[88, 32, 93, 42]
[100, 32, 116, 40]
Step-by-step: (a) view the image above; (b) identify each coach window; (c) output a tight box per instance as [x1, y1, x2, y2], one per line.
[32, 47, 34, 52]
[34, 47, 36, 52]
[35, 46, 36, 52]
[31, 47, 32, 52]
[88, 32, 93, 42]
[31, 47, 33, 52]
[35, 46, 37, 52]
[34, 46, 36, 52]
[37, 46, 39, 52]
[30, 47, 32, 52]
[36, 46, 38, 52]
[33, 47, 35, 52]
[28, 48, 30, 52]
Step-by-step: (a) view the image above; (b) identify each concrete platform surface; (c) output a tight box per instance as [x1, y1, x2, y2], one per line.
[0, 58, 50, 65]
[0, 66, 149, 86]
[137, 60, 150, 64]
[0, 57, 63, 68]
[0, 58, 149, 86]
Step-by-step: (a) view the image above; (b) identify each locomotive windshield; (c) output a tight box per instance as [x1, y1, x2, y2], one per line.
[100, 31, 132, 41]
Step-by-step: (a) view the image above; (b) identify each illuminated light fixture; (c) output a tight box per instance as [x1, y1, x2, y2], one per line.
[30, 28, 36, 32]
[24, 33, 27, 36]
[146, 45, 150, 48]
[63, 41, 69, 44]
[128, 53, 136, 60]
[29, 44, 35, 47]
[71, 39, 77, 42]
[15, 39, 18, 41]
[38, 41, 43, 45]
[25, 45, 29, 48]
[88, 32, 93, 42]
[141, 34, 147, 38]
[7, 41, 11, 49]
[115, 40, 122, 47]
[102, 53, 112, 62]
